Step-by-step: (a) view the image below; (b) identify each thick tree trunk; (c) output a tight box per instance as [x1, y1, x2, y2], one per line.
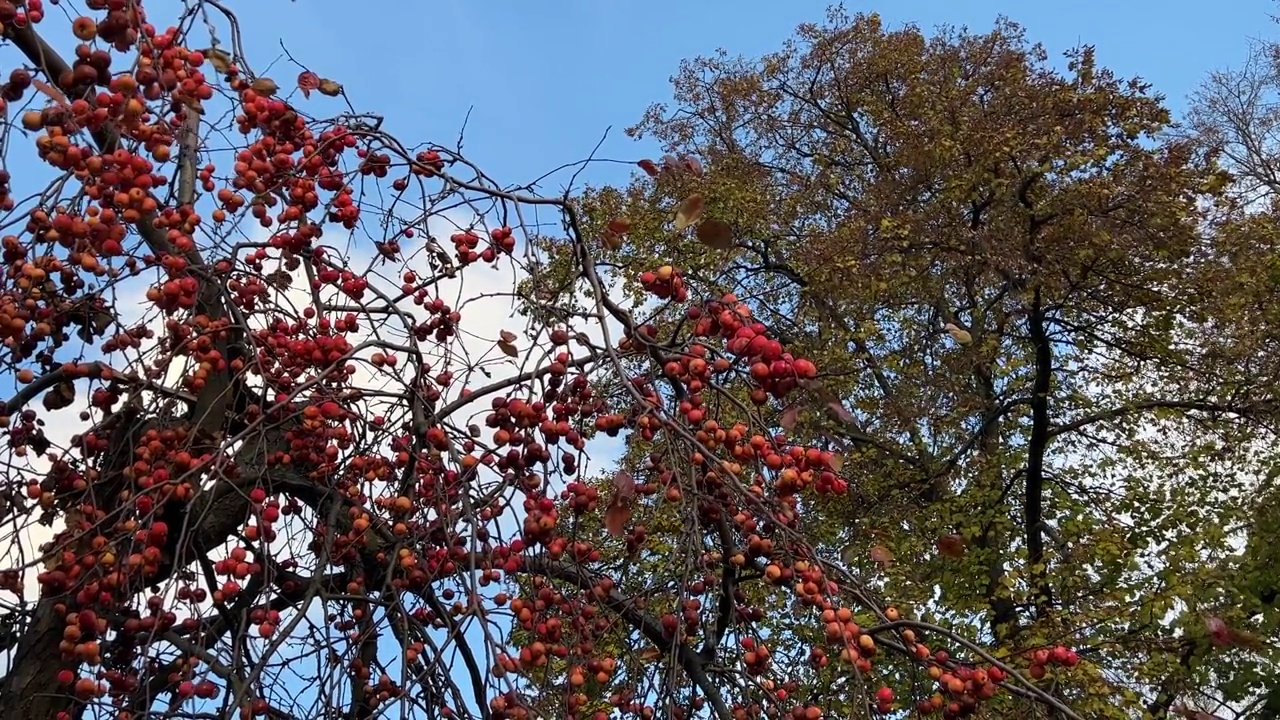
[0, 598, 80, 720]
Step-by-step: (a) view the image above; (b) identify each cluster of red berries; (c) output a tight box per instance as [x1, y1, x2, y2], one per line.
[638, 264, 688, 301]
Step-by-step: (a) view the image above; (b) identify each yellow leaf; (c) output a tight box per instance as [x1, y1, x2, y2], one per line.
[673, 194, 706, 232]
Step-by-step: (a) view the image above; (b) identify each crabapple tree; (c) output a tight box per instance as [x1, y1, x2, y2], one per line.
[0, 2, 1086, 720]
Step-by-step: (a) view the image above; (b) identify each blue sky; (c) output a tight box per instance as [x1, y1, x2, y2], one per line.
[223, 0, 1277, 192]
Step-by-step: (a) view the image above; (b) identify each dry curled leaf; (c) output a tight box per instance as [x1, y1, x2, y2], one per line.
[297, 71, 321, 98]
[32, 79, 69, 107]
[497, 340, 519, 358]
[937, 533, 966, 559]
[796, 377, 825, 392]
[203, 48, 234, 74]
[828, 453, 845, 473]
[673, 194, 706, 232]
[1205, 615, 1274, 650]
[695, 218, 734, 250]
[266, 270, 292, 290]
[944, 323, 973, 346]
[317, 79, 344, 97]
[612, 470, 636, 500]
[637, 159, 660, 177]
[869, 545, 895, 567]
[1173, 706, 1225, 720]
[602, 229, 624, 251]
[42, 381, 76, 412]
[1205, 615, 1230, 646]
[604, 496, 632, 537]
[499, 330, 518, 344]
[74, 309, 114, 343]
[1226, 627, 1274, 651]
[602, 219, 629, 250]
[827, 400, 857, 425]
[250, 77, 279, 96]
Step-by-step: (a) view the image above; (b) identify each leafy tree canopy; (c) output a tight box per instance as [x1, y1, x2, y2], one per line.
[573, 7, 1280, 718]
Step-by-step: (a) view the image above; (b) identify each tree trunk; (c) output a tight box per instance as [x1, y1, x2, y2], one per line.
[0, 598, 80, 720]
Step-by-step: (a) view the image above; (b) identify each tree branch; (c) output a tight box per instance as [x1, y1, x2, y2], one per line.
[1025, 286, 1055, 618]
[1047, 399, 1272, 439]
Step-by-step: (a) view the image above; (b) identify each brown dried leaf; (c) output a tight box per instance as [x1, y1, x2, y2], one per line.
[499, 330, 519, 344]
[604, 497, 632, 537]
[1208, 615, 1278, 651]
[612, 470, 637, 499]
[828, 453, 845, 473]
[1226, 627, 1273, 651]
[637, 159, 660, 177]
[673, 194, 706, 232]
[75, 309, 114, 343]
[869, 545, 895, 567]
[695, 219, 733, 250]
[250, 77, 279, 96]
[796, 377, 825, 392]
[607, 218, 632, 235]
[1173, 706, 1226, 720]
[32, 79, 69, 107]
[497, 340, 519, 358]
[827, 400, 857, 425]
[944, 323, 973, 346]
[297, 71, 321, 99]
[266, 270, 292, 290]
[937, 533, 966, 559]
[317, 79, 343, 97]
[42, 381, 76, 412]
[1205, 615, 1230, 646]
[602, 229, 624, 251]
[779, 405, 800, 432]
